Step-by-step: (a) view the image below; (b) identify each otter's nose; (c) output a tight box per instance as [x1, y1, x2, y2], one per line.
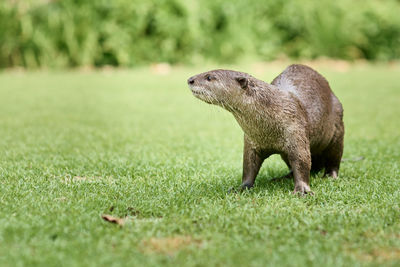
[188, 77, 195, 85]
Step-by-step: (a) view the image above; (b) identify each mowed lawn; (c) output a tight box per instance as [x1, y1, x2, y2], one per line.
[0, 63, 399, 267]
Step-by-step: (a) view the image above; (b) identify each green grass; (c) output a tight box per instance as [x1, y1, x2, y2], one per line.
[0, 63, 399, 267]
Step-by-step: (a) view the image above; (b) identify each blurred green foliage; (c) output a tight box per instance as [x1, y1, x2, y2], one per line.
[1, 0, 400, 68]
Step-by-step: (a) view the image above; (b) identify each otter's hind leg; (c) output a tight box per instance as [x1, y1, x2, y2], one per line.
[323, 123, 344, 178]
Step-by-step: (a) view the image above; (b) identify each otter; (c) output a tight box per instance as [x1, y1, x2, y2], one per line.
[187, 64, 344, 195]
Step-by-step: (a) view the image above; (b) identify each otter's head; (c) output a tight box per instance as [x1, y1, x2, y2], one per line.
[187, 69, 253, 111]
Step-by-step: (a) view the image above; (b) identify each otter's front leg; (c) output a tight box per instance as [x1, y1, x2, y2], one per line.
[241, 135, 265, 190]
[287, 146, 313, 195]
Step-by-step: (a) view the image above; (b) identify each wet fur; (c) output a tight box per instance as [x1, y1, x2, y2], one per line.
[187, 64, 344, 195]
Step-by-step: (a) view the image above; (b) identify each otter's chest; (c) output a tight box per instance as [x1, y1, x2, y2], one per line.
[234, 114, 285, 151]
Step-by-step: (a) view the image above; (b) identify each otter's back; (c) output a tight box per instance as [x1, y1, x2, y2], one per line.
[271, 64, 341, 150]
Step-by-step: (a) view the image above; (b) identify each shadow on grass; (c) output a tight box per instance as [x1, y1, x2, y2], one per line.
[254, 173, 293, 193]
[238, 170, 325, 195]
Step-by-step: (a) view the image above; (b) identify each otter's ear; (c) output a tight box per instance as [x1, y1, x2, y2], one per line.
[236, 76, 248, 89]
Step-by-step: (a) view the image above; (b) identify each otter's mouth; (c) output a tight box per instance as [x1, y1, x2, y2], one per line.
[189, 86, 214, 103]
[191, 89, 207, 96]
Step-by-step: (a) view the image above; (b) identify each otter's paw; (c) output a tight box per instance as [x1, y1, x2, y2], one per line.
[292, 183, 314, 196]
[323, 170, 338, 179]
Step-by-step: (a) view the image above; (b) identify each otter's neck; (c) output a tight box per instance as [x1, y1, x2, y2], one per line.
[230, 83, 287, 147]
[231, 82, 280, 117]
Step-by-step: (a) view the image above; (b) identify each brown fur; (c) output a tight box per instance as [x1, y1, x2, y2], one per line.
[187, 64, 344, 195]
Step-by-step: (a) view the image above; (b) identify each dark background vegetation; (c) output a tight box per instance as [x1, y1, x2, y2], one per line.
[1, 0, 400, 69]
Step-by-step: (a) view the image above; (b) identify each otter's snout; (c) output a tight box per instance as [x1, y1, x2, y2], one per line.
[187, 77, 195, 85]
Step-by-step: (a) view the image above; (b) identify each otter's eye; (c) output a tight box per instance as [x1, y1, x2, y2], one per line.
[206, 75, 213, 81]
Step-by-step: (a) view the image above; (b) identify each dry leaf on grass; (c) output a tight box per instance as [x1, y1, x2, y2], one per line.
[101, 214, 126, 226]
